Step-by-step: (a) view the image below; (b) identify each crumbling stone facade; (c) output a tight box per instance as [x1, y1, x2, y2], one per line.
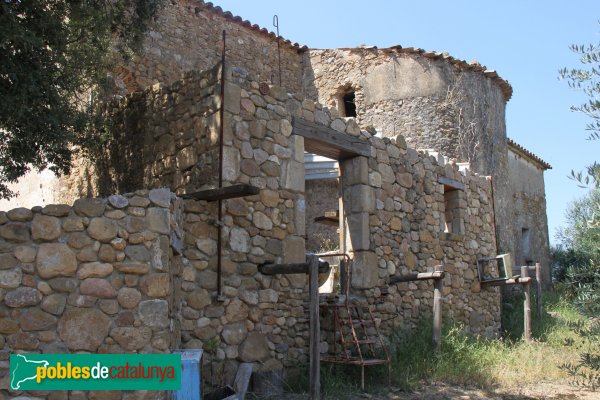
[0, 1, 553, 397]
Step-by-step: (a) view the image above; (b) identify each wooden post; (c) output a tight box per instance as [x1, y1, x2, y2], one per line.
[308, 255, 320, 400]
[521, 266, 532, 341]
[432, 265, 443, 355]
[535, 263, 543, 321]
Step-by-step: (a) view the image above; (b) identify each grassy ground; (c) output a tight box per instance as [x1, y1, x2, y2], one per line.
[284, 291, 598, 398]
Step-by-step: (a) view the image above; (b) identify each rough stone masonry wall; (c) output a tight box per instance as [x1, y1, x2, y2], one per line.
[0, 189, 180, 400]
[338, 137, 500, 337]
[508, 150, 551, 283]
[115, 0, 305, 95]
[304, 47, 513, 273]
[60, 64, 223, 203]
[39, 62, 501, 391]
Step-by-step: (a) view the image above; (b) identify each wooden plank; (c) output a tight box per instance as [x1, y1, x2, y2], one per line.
[308, 255, 320, 400]
[432, 265, 443, 355]
[438, 176, 466, 191]
[258, 261, 330, 275]
[389, 271, 445, 284]
[292, 117, 370, 160]
[522, 266, 532, 342]
[181, 184, 259, 201]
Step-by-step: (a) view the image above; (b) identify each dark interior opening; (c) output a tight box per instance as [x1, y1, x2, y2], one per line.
[342, 92, 356, 118]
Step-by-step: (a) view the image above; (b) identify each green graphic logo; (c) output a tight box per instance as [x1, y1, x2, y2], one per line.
[10, 354, 181, 391]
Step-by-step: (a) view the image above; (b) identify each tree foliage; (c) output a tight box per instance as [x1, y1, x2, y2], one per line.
[0, 0, 164, 199]
[559, 30, 600, 187]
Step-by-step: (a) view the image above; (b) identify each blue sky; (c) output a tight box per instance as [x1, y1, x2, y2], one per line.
[217, 1, 600, 244]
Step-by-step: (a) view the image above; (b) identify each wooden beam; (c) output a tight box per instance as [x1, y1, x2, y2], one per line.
[308, 255, 320, 400]
[292, 117, 370, 160]
[522, 266, 532, 341]
[389, 271, 445, 284]
[432, 265, 443, 355]
[181, 184, 259, 202]
[438, 176, 466, 191]
[258, 261, 330, 275]
[480, 276, 532, 287]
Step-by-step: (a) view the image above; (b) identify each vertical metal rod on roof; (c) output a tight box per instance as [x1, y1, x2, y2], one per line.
[216, 30, 226, 300]
[273, 15, 282, 86]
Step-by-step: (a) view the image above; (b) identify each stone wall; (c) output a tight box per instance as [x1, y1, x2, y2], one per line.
[115, 0, 305, 95]
[0, 189, 179, 399]
[304, 48, 513, 270]
[507, 148, 551, 284]
[1, 62, 504, 397]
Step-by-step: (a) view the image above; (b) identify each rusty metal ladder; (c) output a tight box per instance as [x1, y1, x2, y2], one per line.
[320, 299, 391, 390]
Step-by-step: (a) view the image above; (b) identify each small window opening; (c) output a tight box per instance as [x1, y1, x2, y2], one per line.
[521, 228, 532, 265]
[342, 91, 356, 118]
[442, 186, 464, 235]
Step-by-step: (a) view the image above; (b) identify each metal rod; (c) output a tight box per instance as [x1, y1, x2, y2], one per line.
[216, 30, 226, 300]
[273, 15, 282, 86]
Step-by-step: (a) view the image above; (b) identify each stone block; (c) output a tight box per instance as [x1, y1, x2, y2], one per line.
[280, 159, 305, 192]
[31, 214, 61, 241]
[58, 308, 111, 351]
[36, 243, 77, 279]
[224, 82, 241, 114]
[73, 198, 106, 217]
[223, 146, 240, 182]
[238, 332, 270, 362]
[349, 185, 374, 213]
[345, 212, 370, 251]
[87, 217, 118, 242]
[138, 300, 169, 328]
[283, 236, 305, 264]
[0, 268, 21, 288]
[146, 207, 170, 234]
[351, 251, 378, 289]
[341, 156, 369, 185]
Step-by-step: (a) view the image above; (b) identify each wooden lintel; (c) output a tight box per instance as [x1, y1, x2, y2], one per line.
[389, 271, 445, 284]
[181, 184, 259, 202]
[292, 117, 371, 160]
[438, 176, 465, 191]
[259, 261, 330, 275]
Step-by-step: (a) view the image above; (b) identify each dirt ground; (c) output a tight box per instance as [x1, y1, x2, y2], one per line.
[275, 382, 599, 399]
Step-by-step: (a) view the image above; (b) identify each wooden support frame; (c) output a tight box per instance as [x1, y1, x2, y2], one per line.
[389, 265, 445, 354]
[258, 255, 321, 400]
[522, 266, 532, 341]
[292, 117, 371, 160]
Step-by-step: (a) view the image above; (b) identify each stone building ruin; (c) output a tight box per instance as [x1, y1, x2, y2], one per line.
[0, 1, 552, 397]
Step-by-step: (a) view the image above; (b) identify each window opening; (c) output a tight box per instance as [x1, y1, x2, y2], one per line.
[342, 91, 356, 118]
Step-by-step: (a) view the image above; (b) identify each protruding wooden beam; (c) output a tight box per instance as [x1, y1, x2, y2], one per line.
[292, 117, 371, 160]
[258, 261, 330, 275]
[438, 176, 466, 191]
[181, 184, 259, 202]
[389, 271, 445, 284]
[480, 276, 532, 287]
